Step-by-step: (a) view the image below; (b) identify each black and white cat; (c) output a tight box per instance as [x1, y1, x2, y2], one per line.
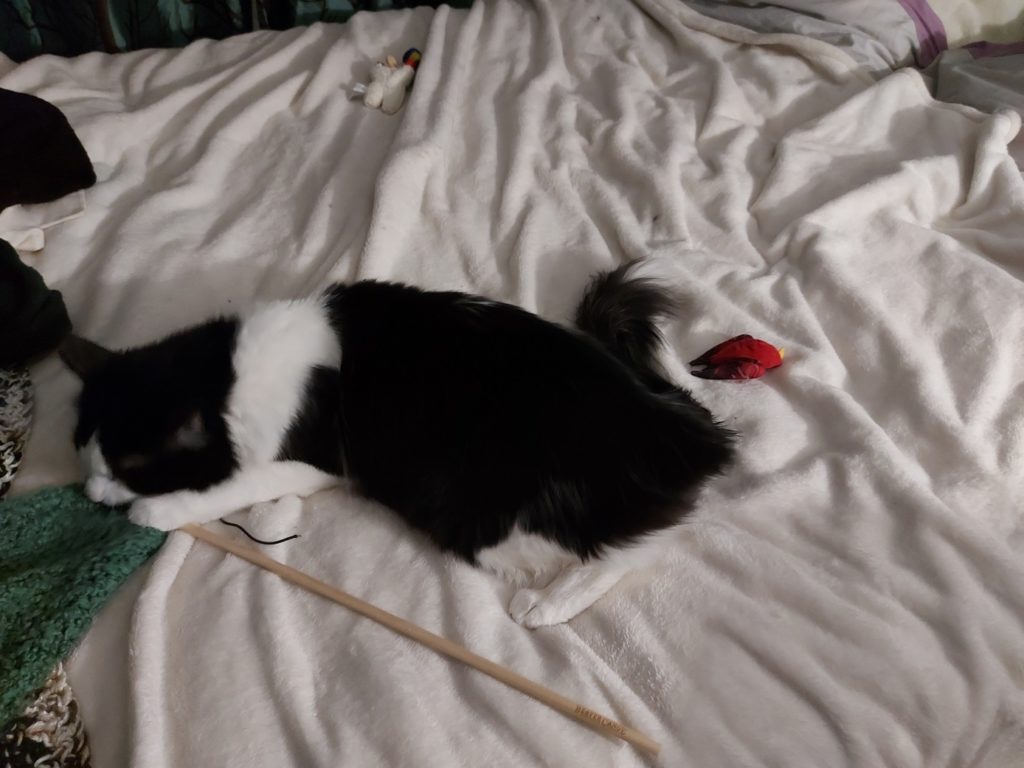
[61, 263, 735, 627]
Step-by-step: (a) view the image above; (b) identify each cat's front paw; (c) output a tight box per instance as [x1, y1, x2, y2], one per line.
[86, 474, 138, 506]
[128, 496, 190, 531]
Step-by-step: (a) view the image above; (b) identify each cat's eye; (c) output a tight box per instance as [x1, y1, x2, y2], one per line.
[117, 453, 151, 470]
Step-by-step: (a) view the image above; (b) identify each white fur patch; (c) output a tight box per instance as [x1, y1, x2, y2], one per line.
[226, 297, 341, 465]
[476, 527, 580, 587]
[81, 436, 138, 505]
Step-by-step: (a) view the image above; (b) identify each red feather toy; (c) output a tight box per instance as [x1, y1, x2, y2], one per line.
[689, 335, 784, 380]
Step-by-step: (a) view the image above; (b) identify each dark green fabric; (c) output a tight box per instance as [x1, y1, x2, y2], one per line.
[0, 485, 166, 731]
[0, 239, 71, 368]
[0, 1, 473, 62]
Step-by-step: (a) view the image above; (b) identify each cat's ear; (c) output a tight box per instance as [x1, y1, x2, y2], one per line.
[169, 411, 208, 451]
[59, 334, 115, 379]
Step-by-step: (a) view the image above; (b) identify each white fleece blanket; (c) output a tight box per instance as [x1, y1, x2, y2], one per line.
[6, 1, 1024, 765]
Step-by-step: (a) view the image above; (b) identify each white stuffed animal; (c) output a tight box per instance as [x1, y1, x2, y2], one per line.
[355, 49, 422, 115]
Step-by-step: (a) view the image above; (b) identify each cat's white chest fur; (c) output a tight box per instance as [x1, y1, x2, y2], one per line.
[226, 298, 341, 464]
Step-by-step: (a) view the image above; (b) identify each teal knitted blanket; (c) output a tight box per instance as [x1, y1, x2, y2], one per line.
[0, 485, 166, 729]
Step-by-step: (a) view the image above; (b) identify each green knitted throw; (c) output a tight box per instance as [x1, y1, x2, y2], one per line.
[0, 485, 166, 730]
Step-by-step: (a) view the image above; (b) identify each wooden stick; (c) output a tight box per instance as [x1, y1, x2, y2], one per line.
[179, 522, 661, 757]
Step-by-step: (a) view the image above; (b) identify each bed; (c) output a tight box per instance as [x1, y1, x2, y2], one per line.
[4, 0, 1024, 765]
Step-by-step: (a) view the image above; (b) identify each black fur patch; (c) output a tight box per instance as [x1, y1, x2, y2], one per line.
[324, 277, 735, 561]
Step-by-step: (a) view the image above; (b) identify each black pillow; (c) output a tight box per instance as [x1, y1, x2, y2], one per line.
[0, 89, 96, 212]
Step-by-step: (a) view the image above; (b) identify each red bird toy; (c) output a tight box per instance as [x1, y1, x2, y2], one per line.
[689, 335, 784, 380]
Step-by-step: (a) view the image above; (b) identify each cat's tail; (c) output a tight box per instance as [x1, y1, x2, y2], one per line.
[577, 261, 736, 483]
[574, 260, 678, 394]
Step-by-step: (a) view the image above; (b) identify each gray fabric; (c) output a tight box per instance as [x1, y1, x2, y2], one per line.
[934, 50, 1024, 115]
[682, 0, 917, 74]
[932, 50, 1024, 170]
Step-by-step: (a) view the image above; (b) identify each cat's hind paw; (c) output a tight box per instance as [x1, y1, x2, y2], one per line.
[508, 563, 626, 628]
[509, 587, 578, 629]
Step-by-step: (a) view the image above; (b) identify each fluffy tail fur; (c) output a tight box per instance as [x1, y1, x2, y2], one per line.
[576, 260, 736, 499]
[575, 261, 678, 394]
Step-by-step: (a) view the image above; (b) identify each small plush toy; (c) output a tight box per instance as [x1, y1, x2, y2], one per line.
[689, 334, 784, 380]
[354, 48, 422, 115]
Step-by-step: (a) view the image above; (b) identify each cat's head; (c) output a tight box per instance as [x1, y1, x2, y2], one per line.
[61, 329, 237, 505]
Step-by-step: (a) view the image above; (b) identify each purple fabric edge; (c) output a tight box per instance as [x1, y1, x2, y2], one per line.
[896, 0, 948, 66]
[966, 40, 1024, 59]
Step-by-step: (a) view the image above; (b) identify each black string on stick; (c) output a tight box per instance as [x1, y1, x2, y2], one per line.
[219, 519, 300, 546]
